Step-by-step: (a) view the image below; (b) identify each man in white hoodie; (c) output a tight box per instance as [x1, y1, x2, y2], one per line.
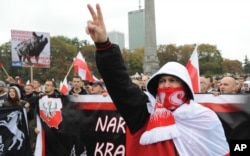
[86, 4, 229, 156]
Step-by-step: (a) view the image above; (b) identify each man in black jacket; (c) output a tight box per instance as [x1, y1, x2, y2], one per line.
[68, 75, 87, 96]
[85, 4, 229, 156]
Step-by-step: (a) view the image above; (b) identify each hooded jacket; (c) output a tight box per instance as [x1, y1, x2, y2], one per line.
[96, 42, 229, 156]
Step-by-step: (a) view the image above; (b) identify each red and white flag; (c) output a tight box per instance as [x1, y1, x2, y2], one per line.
[60, 77, 69, 95]
[186, 45, 200, 93]
[73, 52, 94, 82]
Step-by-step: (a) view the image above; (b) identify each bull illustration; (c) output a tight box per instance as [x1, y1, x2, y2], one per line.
[15, 32, 48, 65]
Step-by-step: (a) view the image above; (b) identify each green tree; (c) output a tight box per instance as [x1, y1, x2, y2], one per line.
[157, 44, 179, 67]
[56, 36, 90, 51]
[0, 41, 31, 81]
[198, 44, 223, 75]
[243, 55, 250, 74]
[129, 48, 144, 75]
[178, 44, 195, 65]
[222, 59, 243, 75]
[121, 48, 131, 69]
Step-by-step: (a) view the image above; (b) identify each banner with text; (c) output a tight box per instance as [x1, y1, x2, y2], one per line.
[11, 29, 50, 68]
[32, 94, 250, 155]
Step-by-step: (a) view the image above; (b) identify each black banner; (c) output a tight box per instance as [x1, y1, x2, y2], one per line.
[0, 107, 32, 156]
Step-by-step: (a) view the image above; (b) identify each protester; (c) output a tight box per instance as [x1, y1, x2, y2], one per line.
[34, 79, 75, 156]
[242, 81, 250, 94]
[24, 84, 38, 111]
[89, 80, 105, 95]
[140, 75, 149, 91]
[32, 79, 43, 94]
[2, 85, 33, 156]
[212, 76, 238, 96]
[238, 75, 246, 92]
[199, 76, 208, 93]
[23, 84, 40, 152]
[5, 86, 32, 119]
[0, 80, 7, 107]
[41, 79, 61, 96]
[5, 76, 25, 99]
[85, 4, 229, 155]
[131, 78, 141, 88]
[205, 75, 215, 93]
[84, 80, 92, 94]
[68, 75, 87, 96]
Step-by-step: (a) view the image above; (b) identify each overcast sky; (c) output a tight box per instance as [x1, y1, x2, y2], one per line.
[1, 0, 249, 62]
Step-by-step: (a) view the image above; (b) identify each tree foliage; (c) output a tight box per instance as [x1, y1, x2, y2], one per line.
[157, 44, 179, 66]
[178, 44, 194, 65]
[198, 44, 224, 75]
[243, 55, 250, 74]
[222, 59, 243, 75]
[0, 37, 247, 84]
[121, 48, 144, 75]
[129, 48, 144, 75]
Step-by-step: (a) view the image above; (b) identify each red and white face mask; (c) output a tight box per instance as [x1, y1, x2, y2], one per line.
[157, 86, 187, 110]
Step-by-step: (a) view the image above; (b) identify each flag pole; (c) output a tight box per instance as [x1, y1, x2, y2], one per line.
[30, 66, 33, 82]
[65, 63, 73, 78]
[1, 65, 10, 77]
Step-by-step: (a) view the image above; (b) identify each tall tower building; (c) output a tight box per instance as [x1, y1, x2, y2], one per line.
[128, 9, 144, 50]
[108, 31, 125, 50]
[143, 0, 159, 76]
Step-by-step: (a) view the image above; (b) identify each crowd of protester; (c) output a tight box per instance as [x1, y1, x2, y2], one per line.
[199, 74, 250, 95]
[1, 72, 250, 155]
[0, 75, 108, 155]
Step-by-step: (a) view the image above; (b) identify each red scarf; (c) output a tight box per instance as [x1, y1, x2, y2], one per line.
[140, 87, 188, 145]
[157, 86, 187, 110]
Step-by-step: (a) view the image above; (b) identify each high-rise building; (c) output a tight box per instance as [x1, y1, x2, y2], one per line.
[143, 0, 159, 76]
[107, 31, 125, 50]
[128, 9, 144, 51]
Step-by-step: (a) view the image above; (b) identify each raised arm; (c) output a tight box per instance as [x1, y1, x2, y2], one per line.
[85, 4, 150, 134]
[86, 4, 107, 43]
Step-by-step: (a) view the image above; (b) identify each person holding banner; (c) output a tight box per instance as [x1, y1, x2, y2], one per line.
[86, 4, 229, 156]
[0, 86, 33, 155]
[5, 86, 32, 118]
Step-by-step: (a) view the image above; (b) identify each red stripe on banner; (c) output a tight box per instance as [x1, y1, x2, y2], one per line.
[75, 102, 117, 110]
[200, 103, 242, 112]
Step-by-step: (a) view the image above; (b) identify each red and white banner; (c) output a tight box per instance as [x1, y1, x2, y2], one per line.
[33, 94, 250, 155]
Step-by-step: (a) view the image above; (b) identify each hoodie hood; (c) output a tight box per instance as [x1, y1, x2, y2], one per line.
[243, 81, 250, 87]
[146, 62, 194, 99]
[10, 86, 21, 99]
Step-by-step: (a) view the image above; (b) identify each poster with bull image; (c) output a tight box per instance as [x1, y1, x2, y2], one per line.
[11, 29, 50, 68]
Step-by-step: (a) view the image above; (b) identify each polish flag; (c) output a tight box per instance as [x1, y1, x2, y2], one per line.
[186, 45, 200, 93]
[73, 52, 94, 82]
[60, 77, 69, 95]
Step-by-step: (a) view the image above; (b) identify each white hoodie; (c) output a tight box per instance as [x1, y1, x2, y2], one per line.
[145, 62, 229, 156]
